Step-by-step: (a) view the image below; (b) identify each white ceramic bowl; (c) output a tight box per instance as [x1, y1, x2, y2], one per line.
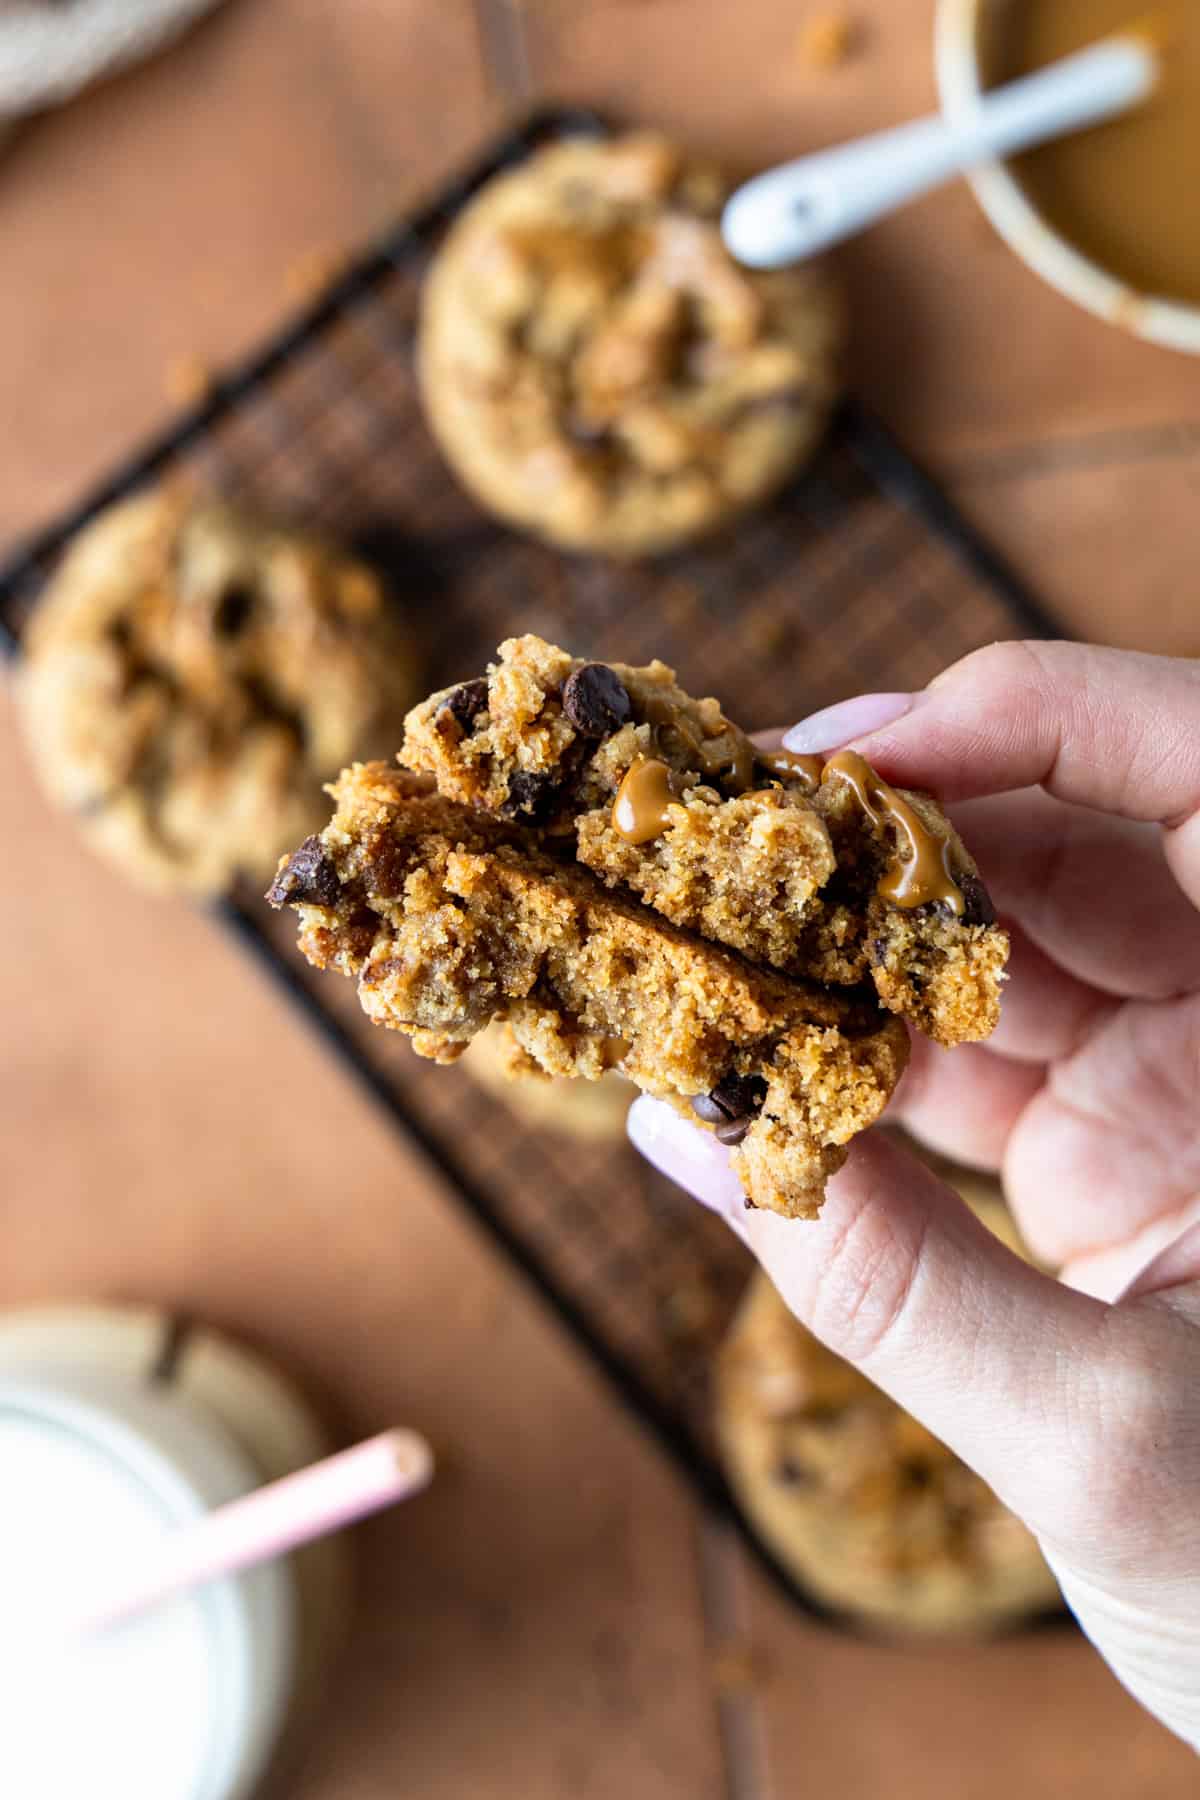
[934, 0, 1200, 353]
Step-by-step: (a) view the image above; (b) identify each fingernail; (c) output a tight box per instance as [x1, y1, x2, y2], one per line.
[627, 1097, 750, 1238]
[782, 692, 913, 755]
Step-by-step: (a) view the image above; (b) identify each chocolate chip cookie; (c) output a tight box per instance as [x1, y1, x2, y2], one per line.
[402, 635, 1008, 1047]
[266, 762, 908, 1218]
[418, 132, 843, 556]
[460, 1020, 634, 1143]
[717, 1262, 1060, 1635]
[19, 492, 420, 895]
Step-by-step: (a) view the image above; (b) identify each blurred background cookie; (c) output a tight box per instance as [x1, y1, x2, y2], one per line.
[458, 1020, 634, 1143]
[716, 1168, 1060, 1637]
[18, 492, 419, 895]
[418, 131, 843, 557]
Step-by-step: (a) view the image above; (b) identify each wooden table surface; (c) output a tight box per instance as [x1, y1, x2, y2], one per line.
[2, 2, 1198, 1794]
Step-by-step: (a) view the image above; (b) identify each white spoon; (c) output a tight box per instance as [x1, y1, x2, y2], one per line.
[722, 31, 1157, 268]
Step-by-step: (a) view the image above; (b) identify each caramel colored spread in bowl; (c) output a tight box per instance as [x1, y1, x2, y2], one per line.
[990, 1, 1200, 305]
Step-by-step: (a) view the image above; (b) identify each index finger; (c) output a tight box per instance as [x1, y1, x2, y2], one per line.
[844, 641, 1200, 907]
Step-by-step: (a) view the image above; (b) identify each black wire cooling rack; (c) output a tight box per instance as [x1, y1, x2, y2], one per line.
[0, 108, 1061, 1625]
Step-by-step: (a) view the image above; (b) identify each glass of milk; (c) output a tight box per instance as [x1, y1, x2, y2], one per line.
[0, 1305, 345, 1800]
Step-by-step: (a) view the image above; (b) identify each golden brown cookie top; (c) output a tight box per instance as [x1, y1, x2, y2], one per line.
[19, 492, 419, 895]
[717, 1271, 1060, 1633]
[418, 133, 843, 555]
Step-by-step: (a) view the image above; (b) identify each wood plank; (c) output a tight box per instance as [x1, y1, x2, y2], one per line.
[743, 1557, 1198, 1799]
[950, 451, 1200, 656]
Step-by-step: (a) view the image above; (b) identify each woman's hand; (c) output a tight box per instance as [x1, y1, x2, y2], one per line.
[629, 642, 1200, 1748]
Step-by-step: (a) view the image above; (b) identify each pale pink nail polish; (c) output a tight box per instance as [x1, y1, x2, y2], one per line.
[782, 692, 913, 755]
[627, 1097, 750, 1240]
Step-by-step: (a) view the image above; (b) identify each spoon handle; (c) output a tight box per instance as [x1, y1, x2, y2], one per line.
[722, 35, 1156, 269]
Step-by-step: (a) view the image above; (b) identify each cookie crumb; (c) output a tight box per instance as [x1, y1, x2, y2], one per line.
[284, 245, 349, 304]
[164, 353, 214, 408]
[660, 581, 702, 634]
[710, 1642, 766, 1693]
[743, 608, 793, 661]
[659, 1278, 719, 1342]
[797, 10, 861, 70]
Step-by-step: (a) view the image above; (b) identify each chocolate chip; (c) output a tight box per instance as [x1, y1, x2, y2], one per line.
[709, 1072, 768, 1120]
[901, 1461, 934, 1492]
[266, 836, 340, 907]
[774, 1457, 814, 1489]
[957, 872, 997, 928]
[213, 585, 254, 637]
[692, 1072, 767, 1143]
[694, 1072, 768, 1144]
[562, 664, 632, 738]
[564, 416, 615, 451]
[715, 1116, 752, 1147]
[502, 770, 560, 824]
[435, 678, 489, 737]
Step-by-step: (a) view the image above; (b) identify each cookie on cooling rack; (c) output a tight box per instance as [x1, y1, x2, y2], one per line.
[460, 1020, 634, 1143]
[716, 1242, 1060, 1636]
[19, 492, 421, 896]
[418, 131, 843, 557]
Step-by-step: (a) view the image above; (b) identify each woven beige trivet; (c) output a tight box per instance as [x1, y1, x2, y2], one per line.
[0, 0, 226, 119]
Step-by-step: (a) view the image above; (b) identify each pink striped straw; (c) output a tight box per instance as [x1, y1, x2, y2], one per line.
[74, 1428, 433, 1640]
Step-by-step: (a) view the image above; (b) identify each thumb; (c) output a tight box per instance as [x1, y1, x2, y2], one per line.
[628, 1098, 1104, 1535]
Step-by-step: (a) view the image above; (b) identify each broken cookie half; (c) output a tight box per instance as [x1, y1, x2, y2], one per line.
[267, 763, 907, 1219]
[269, 638, 1007, 1219]
[401, 635, 1008, 1048]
